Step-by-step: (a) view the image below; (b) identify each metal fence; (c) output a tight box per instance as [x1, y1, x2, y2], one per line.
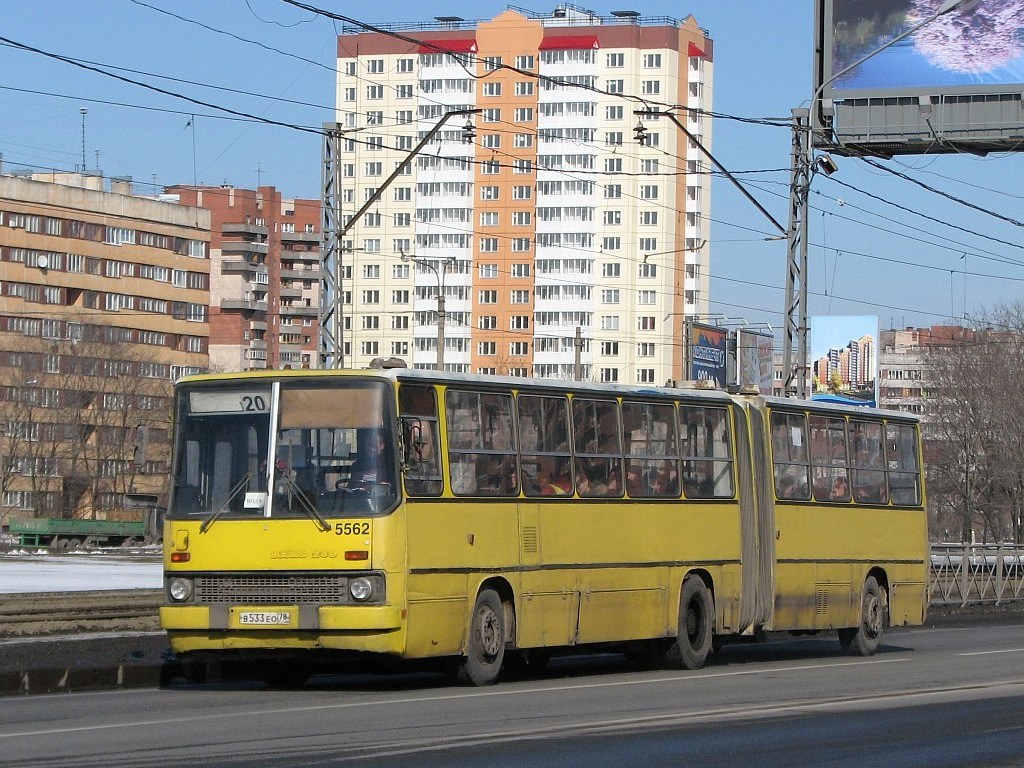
[929, 544, 1024, 606]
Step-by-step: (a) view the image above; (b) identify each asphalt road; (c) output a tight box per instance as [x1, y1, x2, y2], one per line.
[2, 620, 1023, 768]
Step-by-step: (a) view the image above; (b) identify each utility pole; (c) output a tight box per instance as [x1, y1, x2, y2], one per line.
[319, 108, 479, 369]
[402, 254, 455, 370]
[573, 326, 583, 381]
[782, 108, 812, 399]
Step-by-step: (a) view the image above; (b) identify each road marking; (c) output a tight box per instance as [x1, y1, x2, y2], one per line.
[0, 657, 904, 740]
[958, 648, 1024, 657]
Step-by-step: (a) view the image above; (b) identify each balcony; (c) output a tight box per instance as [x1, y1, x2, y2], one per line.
[222, 222, 268, 237]
[221, 240, 269, 256]
[250, 320, 268, 332]
[249, 338, 267, 350]
[287, 249, 322, 263]
[220, 298, 268, 312]
[281, 230, 320, 243]
[279, 286, 303, 300]
[279, 304, 318, 317]
[280, 267, 319, 279]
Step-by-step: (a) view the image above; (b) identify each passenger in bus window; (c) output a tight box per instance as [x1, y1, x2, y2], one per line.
[777, 473, 798, 500]
[830, 474, 850, 502]
[650, 461, 679, 497]
[536, 456, 571, 496]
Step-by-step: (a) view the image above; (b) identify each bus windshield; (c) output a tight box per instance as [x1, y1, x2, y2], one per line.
[168, 380, 397, 522]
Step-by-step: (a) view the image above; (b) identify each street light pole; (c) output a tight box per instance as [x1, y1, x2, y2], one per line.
[403, 253, 455, 371]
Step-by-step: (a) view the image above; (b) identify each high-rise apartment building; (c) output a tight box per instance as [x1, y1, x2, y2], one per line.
[333, 5, 713, 383]
[168, 185, 321, 372]
[0, 172, 209, 521]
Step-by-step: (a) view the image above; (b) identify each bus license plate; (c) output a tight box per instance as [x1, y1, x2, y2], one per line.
[237, 610, 291, 626]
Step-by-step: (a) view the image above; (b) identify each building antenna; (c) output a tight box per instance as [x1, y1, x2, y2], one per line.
[79, 107, 87, 172]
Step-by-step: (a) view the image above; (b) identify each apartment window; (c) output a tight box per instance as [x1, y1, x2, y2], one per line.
[515, 81, 534, 96]
[605, 131, 623, 147]
[396, 84, 413, 99]
[637, 342, 655, 357]
[482, 159, 500, 175]
[480, 211, 499, 227]
[344, 87, 356, 102]
[480, 185, 500, 201]
[512, 185, 532, 200]
[514, 133, 534, 148]
[600, 341, 619, 356]
[392, 315, 410, 329]
[478, 341, 497, 356]
[602, 289, 620, 304]
[483, 82, 502, 96]
[606, 105, 624, 121]
[362, 290, 380, 304]
[363, 238, 381, 252]
[393, 263, 410, 279]
[640, 185, 659, 200]
[638, 316, 656, 330]
[639, 262, 657, 278]
[394, 212, 411, 227]
[511, 238, 531, 252]
[392, 341, 409, 356]
[512, 211, 532, 226]
[601, 316, 620, 331]
[637, 369, 655, 384]
[639, 237, 658, 251]
[605, 184, 622, 199]
[514, 107, 534, 122]
[482, 134, 501, 149]
[362, 316, 380, 330]
[480, 238, 499, 253]
[510, 315, 530, 330]
[510, 341, 529, 356]
[343, 61, 357, 76]
[606, 53, 624, 67]
[511, 263, 531, 277]
[479, 290, 498, 304]
[641, 159, 660, 173]
[606, 79, 624, 94]
[605, 158, 622, 173]
[363, 264, 380, 279]
[362, 341, 379, 356]
[395, 109, 413, 124]
[479, 315, 498, 330]
[394, 187, 412, 202]
[366, 59, 384, 73]
[515, 55, 535, 70]
[601, 368, 619, 383]
[397, 57, 414, 73]
[483, 56, 503, 70]
[367, 85, 384, 99]
[602, 236, 621, 251]
[392, 290, 410, 304]
[513, 159, 532, 174]
[643, 53, 662, 68]
[482, 108, 501, 122]
[511, 289, 530, 304]
[603, 210, 621, 226]
[479, 263, 498, 278]
[641, 80, 661, 95]
[640, 211, 659, 226]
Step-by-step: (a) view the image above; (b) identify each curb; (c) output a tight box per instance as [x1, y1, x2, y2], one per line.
[0, 663, 164, 697]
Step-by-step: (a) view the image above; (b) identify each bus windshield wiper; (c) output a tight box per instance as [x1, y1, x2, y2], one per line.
[199, 473, 252, 534]
[277, 472, 332, 533]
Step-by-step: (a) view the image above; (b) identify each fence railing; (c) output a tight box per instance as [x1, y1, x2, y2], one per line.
[929, 544, 1024, 606]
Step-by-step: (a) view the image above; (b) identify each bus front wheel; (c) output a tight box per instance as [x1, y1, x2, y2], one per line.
[838, 576, 885, 656]
[667, 576, 714, 670]
[456, 589, 506, 686]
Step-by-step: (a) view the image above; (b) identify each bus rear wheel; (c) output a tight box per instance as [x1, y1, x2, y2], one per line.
[455, 589, 506, 686]
[666, 576, 714, 670]
[839, 576, 885, 656]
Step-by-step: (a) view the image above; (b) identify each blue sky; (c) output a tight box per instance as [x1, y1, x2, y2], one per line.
[3, 0, 1024, 342]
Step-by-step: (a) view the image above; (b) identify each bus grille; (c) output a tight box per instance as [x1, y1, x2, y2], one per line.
[195, 575, 349, 604]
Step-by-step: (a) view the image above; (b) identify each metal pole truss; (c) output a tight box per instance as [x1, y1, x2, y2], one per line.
[783, 108, 812, 398]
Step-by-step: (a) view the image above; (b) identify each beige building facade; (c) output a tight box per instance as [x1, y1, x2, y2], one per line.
[334, 7, 713, 383]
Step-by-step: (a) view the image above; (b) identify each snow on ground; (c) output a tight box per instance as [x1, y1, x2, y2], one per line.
[0, 550, 162, 593]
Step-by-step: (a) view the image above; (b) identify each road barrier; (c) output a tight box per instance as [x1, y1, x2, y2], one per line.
[930, 544, 1024, 606]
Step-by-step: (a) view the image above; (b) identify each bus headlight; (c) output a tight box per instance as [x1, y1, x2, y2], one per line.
[168, 577, 193, 602]
[349, 577, 373, 602]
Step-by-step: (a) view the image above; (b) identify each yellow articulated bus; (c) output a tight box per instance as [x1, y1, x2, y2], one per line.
[160, 368, 928, 687]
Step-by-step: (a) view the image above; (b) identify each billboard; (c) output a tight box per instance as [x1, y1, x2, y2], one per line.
[809, 315, 878, 405]
[813, 1, 1024, 154]
[688, 322, 729, 388]
[737, 330, 775, 395]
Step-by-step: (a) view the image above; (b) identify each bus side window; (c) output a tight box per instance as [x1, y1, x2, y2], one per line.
[399, 385, 443, 497]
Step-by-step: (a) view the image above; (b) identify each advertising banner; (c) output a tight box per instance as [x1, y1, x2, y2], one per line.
[737, 329, 775, 394]
[688, 323, 728, 388]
